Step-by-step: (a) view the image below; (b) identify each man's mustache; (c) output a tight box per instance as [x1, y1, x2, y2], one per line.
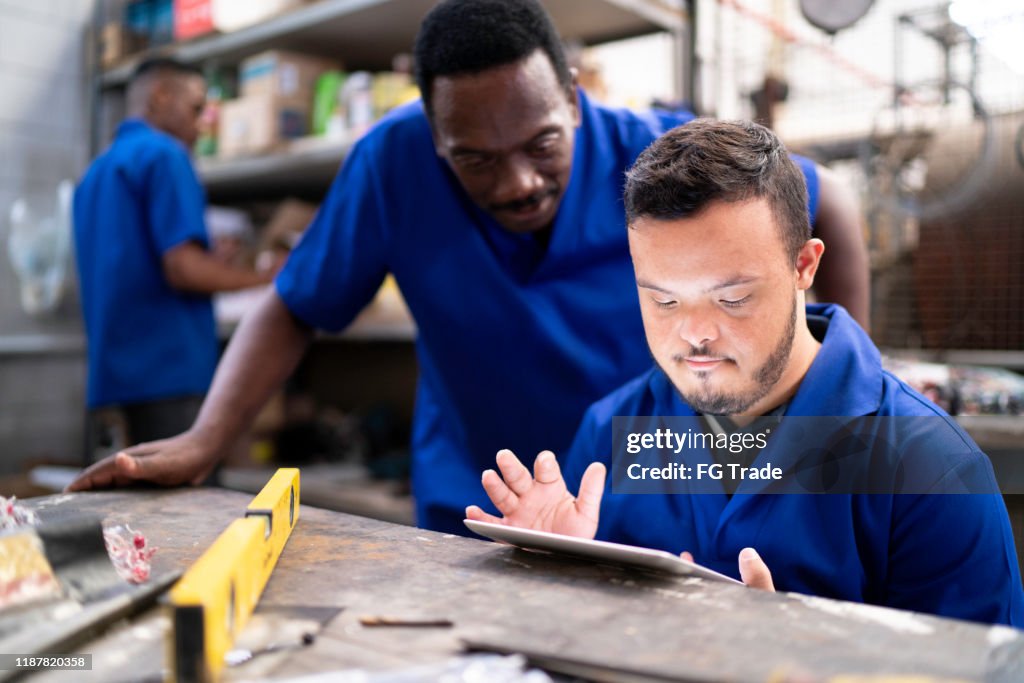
[491, 187, 558, 213]
[672, 345, 733, 364]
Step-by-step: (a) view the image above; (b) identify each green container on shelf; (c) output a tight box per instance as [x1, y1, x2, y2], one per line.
[194, 68, 229, 157]
[312, 70, 346, 137]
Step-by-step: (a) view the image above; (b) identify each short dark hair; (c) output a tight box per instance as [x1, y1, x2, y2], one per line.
[413, 0, 572, 117]
[624, 119, 810, 262]
[130, 57, 202, 84]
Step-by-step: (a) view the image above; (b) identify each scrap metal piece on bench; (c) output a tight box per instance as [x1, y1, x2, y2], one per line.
[35, 516, 122, 602]
[0, 516, 179, 683]
[166, 468, 300, 683]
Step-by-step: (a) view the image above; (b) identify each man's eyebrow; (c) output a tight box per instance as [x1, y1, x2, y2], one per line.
[636, 280, 674, 294]
[706, 276, 759, 292]
[450, 126, 563, 157]
[636, 276, 760, 295]
[450, 146, 491, 157]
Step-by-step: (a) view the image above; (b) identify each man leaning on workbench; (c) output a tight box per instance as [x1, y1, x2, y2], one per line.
[467, 119, 1024, 627]
[67, 0, 871, 538]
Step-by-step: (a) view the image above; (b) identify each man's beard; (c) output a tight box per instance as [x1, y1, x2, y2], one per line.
[660, 299, 797, 416]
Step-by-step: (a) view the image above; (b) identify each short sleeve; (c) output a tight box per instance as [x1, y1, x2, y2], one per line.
[275, 138, 390, 332]
[648, 107, 696, 133]
[144, 146, 208, 254]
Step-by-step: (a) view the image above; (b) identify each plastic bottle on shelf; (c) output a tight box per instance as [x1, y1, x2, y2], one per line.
[371, 54, 420, 119]
[195, 67, 229, 158]
[312, 70, 347, 138]
[340, 72, 374, 137]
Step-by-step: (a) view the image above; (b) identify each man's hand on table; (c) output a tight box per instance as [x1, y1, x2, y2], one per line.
[465, 448, 606, 539]
[65, 430, 218, 492]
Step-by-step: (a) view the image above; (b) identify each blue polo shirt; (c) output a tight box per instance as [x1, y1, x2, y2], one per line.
[73, 119, 217, 408]
[561, 304, 1024, 626]
[276, 92, 820, 533]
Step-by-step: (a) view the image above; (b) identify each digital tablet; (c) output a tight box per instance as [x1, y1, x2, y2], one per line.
[464, 519, 743, 585]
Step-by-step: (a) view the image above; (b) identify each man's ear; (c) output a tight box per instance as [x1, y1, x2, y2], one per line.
[568, 67, 581, 126]
[795, 238, 825, 291]
[147, 79, 172, 117]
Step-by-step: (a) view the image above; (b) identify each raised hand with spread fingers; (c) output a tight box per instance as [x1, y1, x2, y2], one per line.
[465, 448, 606, 539]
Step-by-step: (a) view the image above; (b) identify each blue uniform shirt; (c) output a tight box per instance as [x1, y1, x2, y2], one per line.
[276, 92, 820, 533]
[73, 119, 217, 408]
[562, 304, 1024, 626]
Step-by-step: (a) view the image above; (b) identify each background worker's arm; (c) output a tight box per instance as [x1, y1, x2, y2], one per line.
[163, 241, 273, 293]
[67, 289, 311, 490]
[810, 164, 871, 330]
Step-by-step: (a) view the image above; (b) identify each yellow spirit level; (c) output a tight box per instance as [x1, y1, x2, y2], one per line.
[167, 468, 300, 683]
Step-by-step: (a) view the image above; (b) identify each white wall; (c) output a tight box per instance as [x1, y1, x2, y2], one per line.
[0, 0, 93, 471]
[583, 32, 680, 110]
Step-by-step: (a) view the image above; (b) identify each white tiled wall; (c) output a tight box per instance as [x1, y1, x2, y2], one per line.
[0, 0, 93, 472]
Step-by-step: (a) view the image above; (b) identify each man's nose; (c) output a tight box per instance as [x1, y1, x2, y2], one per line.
[493, 154, 545, 205]
[676, 306, 719, 351]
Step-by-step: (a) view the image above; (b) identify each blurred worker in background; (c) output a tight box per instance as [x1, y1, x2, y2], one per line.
[73, 58, 273, 448]
[69, 2, 869, 536]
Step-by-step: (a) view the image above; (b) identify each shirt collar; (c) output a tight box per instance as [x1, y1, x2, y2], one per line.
[118, 118, 196, 159]
[117, 117, 152, 136]
[787, 303, 882, 417]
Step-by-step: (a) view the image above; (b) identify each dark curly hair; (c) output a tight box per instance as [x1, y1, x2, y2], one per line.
[413, 0, 572, 117]
[625, 118, 810, 262]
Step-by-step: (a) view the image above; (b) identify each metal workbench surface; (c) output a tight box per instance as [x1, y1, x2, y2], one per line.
[20, 488, 1024, 682]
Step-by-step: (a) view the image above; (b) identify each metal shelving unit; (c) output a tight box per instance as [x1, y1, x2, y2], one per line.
[92, 0, 686, 166]
[195, 136, 352, 198]
[90, 0, 686, 341]
[99, 0, 684, 88]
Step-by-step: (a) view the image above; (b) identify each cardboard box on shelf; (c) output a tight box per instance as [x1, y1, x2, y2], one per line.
[218, 94, 310, 157]
[100, 22, 131, 68]
[173, 0, 215, 41]
[211, 0, 306, 32]
[175, 0, 314, 41]
[240, 50, 340, 100]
